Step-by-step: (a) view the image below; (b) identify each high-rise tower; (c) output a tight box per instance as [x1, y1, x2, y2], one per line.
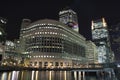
[91, 18, 114, 64]
[59, 8, 79, 32]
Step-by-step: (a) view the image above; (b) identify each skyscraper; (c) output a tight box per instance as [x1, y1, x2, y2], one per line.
[59, 8, 79, 32]
[91, 18, 114, 64]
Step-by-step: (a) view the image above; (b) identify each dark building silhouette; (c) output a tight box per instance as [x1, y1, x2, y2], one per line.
[0, 17, 7, 62]
[0, 17, 7, 44]
[109, 23, 120, 62]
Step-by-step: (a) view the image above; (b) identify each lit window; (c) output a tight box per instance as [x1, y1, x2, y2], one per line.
[50, 32, 52, 34]
[44, 56, 46, 58]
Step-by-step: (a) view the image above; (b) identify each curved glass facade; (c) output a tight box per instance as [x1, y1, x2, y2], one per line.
[20, 19, 87, 68]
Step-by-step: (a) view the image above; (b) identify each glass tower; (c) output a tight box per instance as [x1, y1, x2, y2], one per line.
[91, 18, 114, 64]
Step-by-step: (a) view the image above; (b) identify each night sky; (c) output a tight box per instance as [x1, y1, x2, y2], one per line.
[0, 0, 120, 40]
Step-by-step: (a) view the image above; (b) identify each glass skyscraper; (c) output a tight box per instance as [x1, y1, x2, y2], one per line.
[91, 18, 114, 64]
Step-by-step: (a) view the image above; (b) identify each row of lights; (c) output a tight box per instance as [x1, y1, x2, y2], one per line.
[22, 24, 84, 43]
[59, 9, 76, 15]
[24, 26, 59, 33]
[28, 55, 55, 58]
[22, 23, 59, 30]
[28, 46, 62, 49]
[24, 32, 67, 39]
[35, 31, 59, 35]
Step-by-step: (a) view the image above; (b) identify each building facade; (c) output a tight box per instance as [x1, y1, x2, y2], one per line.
[19, 19, 31, 54]
[86, 41, 98, 64]
[59, 8, 79, 32]
[20, 19, 87, 68]
[91, 18, 114, 64]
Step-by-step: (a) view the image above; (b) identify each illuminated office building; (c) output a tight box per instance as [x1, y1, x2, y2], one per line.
[91, 18, 114, 64]
[20, 19, 87, 68]
[1, 40, 22, 66]
[59, 8, 79, 32]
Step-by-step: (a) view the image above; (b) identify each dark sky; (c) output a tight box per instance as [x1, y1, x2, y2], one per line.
[0, 0, 120, 40]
